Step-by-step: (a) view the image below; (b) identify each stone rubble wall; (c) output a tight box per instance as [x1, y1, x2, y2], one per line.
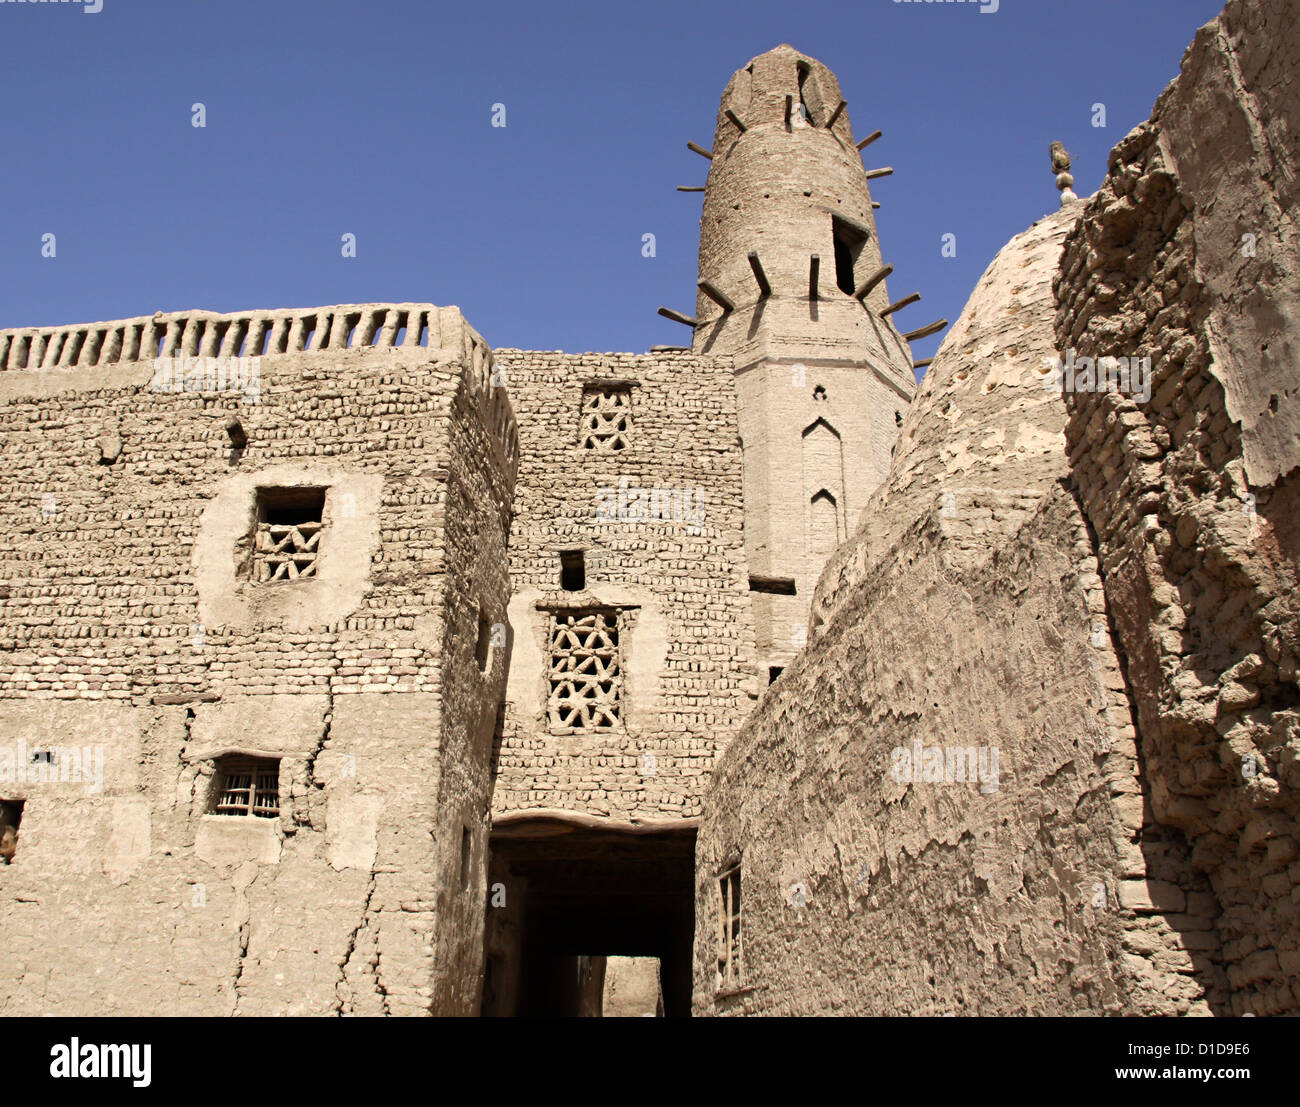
[1054, 0, 1300, 1017]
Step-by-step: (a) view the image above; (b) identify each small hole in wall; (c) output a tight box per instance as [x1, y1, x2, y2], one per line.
[475, 610, 493, 672]
[0, 798, 23, 864]
[895, 411, 903, 425]
[768, 667, 784, 685]
[1269, 394, 1279, 413]
[560, 549, 586, 592]
[460, 825, 472, 890]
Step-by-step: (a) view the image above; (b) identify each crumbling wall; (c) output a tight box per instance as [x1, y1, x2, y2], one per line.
[1055, 0, 1300, 1016]
[0, 305, 516, 1016]
[491, 349, 756, 822]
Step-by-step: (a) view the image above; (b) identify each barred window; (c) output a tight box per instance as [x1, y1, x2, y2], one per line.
[579, 384, 632, 452]
[252, 488, 325, 583]
[213, 756, 281, 818]
[547, 609, 622, 731]
[718, 865, 742, 987]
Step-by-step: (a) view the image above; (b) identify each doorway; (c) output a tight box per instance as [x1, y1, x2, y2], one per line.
[482, 816, 696, 1017]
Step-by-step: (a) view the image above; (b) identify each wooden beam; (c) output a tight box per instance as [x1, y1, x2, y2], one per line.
[912, 359, 933, 370]
[809, 255, 820, 300]
[865, 167, 894, 180]
[902, 319, 949, 342]
[724, 108, 747, 133]
[698, 280, 735, 314]
[872, 201, 881, 209]
[854, 264, 893, 301]
[880, 293, 921, 317]
[687, 141, 714, 160]
[856, 129, 882, 150]
[657, 307, 698, 327]
[825, 100, 847, 129]
[747, 252, 772, 298]
[676, 186, 705, 192]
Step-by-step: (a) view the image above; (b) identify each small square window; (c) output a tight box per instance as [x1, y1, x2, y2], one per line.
[718, 864, 742, 986]
[579, 385, 632, 451]
[212, 756, 281, 818]
[252, 488, 325, 583]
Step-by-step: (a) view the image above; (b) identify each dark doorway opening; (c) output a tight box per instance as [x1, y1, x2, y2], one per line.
[832, 217, 868, 296]
[482, 818, 696, 1017]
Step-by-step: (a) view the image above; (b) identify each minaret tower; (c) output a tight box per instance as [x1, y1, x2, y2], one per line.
[675, 45, 925, 679]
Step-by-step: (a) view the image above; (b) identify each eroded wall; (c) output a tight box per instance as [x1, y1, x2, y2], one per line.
[1055, 0, 1300, 1016]
[694, 209, 1218, 1015]
[0, 304, 516, 1016]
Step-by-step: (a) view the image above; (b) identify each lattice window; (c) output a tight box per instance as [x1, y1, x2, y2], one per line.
[252, 488, 325, 583]
[718, 865, 742, 986]
[212, 756, 281, 818]
[579, 385, 632, 452]
[547, 609, 622, 731]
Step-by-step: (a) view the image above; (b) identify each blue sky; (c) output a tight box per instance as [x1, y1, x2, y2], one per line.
[0, 0, 1225, 366]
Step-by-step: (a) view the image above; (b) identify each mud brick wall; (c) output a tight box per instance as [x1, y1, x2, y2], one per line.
[0, 304, 517, 1016]
[1054, 0, 1300, 1017]
[491, 349, 756, 821]
[694, 209, 1215, 1016]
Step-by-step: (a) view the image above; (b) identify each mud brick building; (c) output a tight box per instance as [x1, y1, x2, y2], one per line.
[1, 0, 1296, 1018]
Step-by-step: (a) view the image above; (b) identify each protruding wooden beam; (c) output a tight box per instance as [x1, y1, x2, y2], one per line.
[825, 100, 847, 129]
[657, 307, 698, 327]
[880, 293, 920, 318]
[698, 280, 735, 314]
[865, 167, 894, 180]
[676, 186, 705, 192]
[856, 129, 882, 151]
[854, 264, 893, 301]
[809, 255, 820, 301]
[913, 359, 933, 370]
[747, 252, 772, 299]
[687, 141, 714, 160]
[902, 319, 949, 342]
[872, 201, 881, 209]
[724, 108, 747, 133]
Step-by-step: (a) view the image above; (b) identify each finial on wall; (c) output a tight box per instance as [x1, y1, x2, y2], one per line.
[1050, 141, 1077, 205]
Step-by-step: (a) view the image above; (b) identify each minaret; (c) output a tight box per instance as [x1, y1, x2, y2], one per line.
[681, 46, 922, 679]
